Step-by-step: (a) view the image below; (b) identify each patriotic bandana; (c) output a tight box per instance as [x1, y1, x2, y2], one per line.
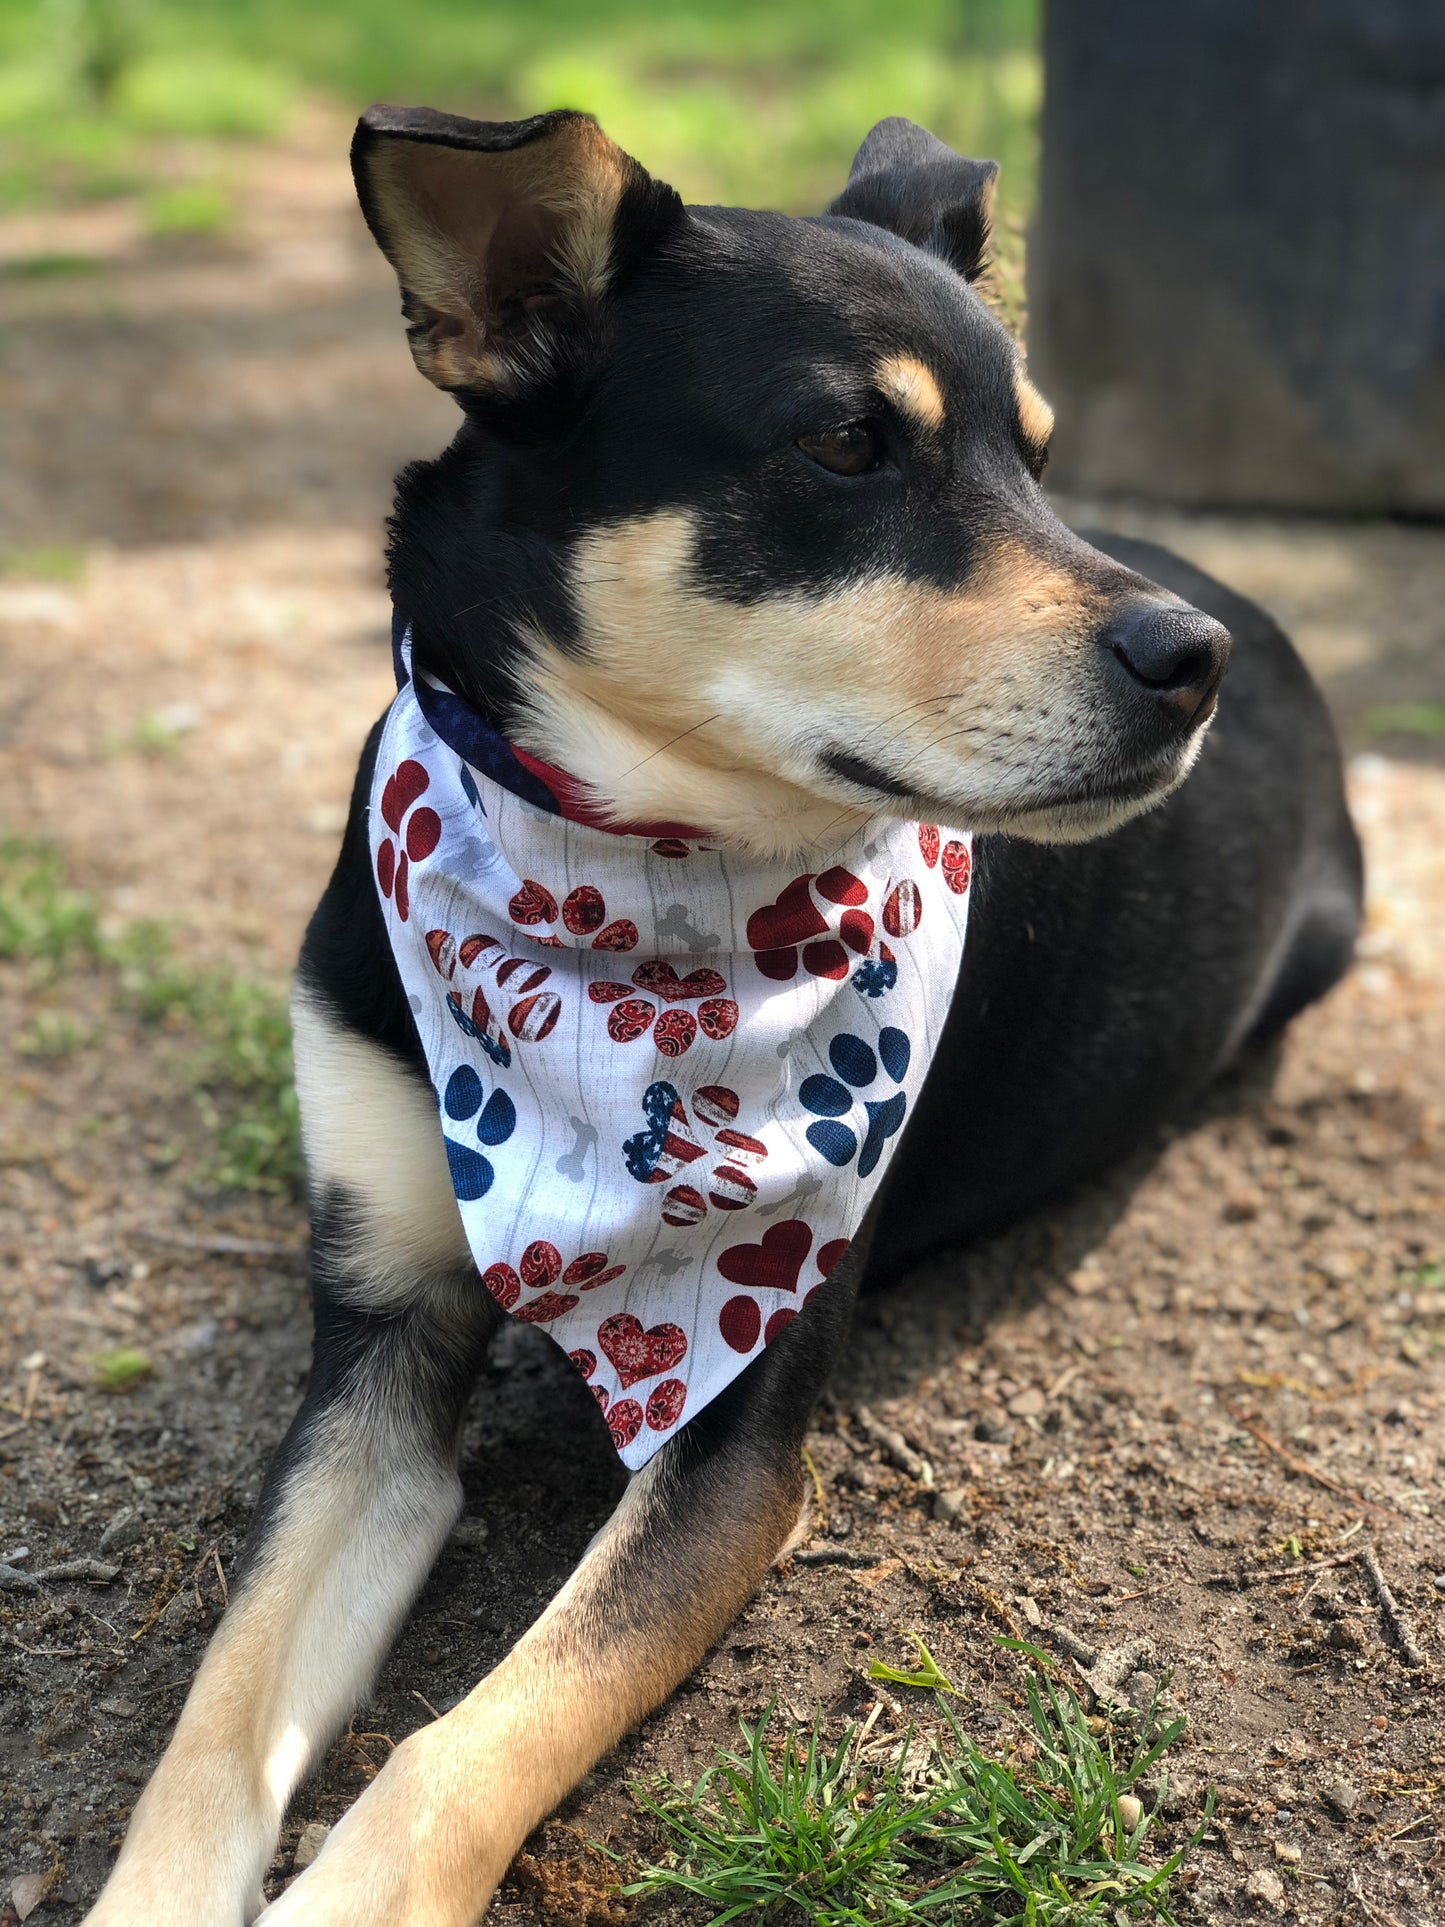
[372, 621, 973, 1468]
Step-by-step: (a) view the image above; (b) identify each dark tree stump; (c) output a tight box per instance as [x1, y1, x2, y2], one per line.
[1028, 0, 1445, 513]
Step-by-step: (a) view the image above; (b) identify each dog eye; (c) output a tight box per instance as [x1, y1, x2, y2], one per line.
[796, 420, 883, 476]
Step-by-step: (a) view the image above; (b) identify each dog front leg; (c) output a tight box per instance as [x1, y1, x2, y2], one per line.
[84, 1264, 494, 1927]
[262, 1273, 855, 1927]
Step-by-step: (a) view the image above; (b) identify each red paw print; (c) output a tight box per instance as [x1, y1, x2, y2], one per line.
[508, 878, 637, 952]
[941, 838, 971, 895]
[745, 866, 874, 982]
[426, 927, 561, 1068]
[376, 759, 441, 922]
[482, 1239, 626, 1323]
[588, 961, 739, 1057]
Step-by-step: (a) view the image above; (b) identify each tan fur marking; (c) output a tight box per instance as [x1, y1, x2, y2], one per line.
[1014, 367, 1055, 453]
[876, 353, 945, 430]
[517, 510, 1131, 855]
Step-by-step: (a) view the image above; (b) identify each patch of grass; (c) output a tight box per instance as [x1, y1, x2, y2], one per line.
[0, 837, 301, 1193]
[16, 1009, 95, 1058]
[0, 251, 104, 278]
[1364, 702, 1445, 740]
[628, 1662, 1203, 1925]
[142, 178, 233, 238]
[0, 542, 87, 581]
[92, 1345, 153, 1390]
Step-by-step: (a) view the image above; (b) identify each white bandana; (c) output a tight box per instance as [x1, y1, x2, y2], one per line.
[371, 626, 972, 1468]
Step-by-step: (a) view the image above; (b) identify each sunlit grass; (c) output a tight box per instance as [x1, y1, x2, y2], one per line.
[628, 1662, 1206, 1925]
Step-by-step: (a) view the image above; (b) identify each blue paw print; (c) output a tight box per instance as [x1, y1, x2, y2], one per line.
[441, 1064, 517, 1201]
[800, 1027, 911, 1179]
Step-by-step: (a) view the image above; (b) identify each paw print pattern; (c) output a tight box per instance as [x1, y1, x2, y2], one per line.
[481, 1239, 626, 1323]
[440, 1064, 517, 1201]
[746, 866, 873, 983]
[588, 961, 739, 1057]
[622, 1082, 769, 1223]
[375, 759, 441, 922]
[426, 928, 560, 1069]
[800, 1027, 912, 1178]
[508, 878, 638, 953]
[715, 1223, 853, 1356]
[918, 821, 971, 896]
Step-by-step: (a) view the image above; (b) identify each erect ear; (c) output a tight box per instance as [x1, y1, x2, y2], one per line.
[351, 104, 683, 396]
[827, 117, 998, 282]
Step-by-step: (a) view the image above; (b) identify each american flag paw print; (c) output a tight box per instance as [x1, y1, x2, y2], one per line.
[426, 927, 561, 1068]
[588, 960, 739, 1057]
[375, 759, 441, 922]
[622, 1081, 769, 1222]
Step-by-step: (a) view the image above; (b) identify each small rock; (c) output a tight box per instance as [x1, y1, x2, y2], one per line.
[448, 1517, 488, 1549]
[1274, 1842, 1302, 1865]
[0, 1564, 40, 1594]
[973, 1415, 1013, 1444]
[932, 1486, 967, 1526]
[1431, 1573, 1445, 1594]
[1116, 1793, 1144, 1832]
[1006, 1387, 1046, 1419]
[99, 1508, 144, 1554]
[1066, 1260, 1107, 1295]
[1244, 1867, 1286, 1911]
[1016, 1593, 1043, 1627]
[1326, 1621, 1365, 1652]
[1122, 1669, 1159, 1712]
[12, 1874, 48, 1921]
[1161, 1771, 1199, 1818]
[1322, 1780, 1358, 1820]
[292, 1821, 330, 1874]
[97, 1698, 138, 1718]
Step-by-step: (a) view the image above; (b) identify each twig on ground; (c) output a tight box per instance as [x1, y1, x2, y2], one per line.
[791, 1546, 880, 1568]
[130, 1541, 220, 1642]
[854, 1405, 933, 1486]
[137, 1228, 307, 1266]
[211, 1545, 230, 1609]
[1225, 1405, 1405, 1516]
[800, 1443, 828, 1532]
[0, 1563, 40, 1593]
[1357, 1545, 1426, 1670]
[1237, 1550, 1366, 1586]
[411, 1689, 442, 1721]
[1350, 1871, 1405, 1927]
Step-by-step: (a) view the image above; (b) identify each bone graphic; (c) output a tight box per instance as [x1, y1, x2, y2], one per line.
[757, 1173, 824, 1218]
[554, 1116, 598, 1183]
[635, 1246, 690, 1281]
[776, 1024, 809, 1061]
[655, 903, 721, 951]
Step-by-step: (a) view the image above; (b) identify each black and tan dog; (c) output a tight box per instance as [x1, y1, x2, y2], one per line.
[86, 107, 1360, 1925]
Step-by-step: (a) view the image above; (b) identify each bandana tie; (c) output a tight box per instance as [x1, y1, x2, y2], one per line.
[372, 621, 973, 1467]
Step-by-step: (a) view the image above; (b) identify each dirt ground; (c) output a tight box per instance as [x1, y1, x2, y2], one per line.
[1, 109, 1442, 1924]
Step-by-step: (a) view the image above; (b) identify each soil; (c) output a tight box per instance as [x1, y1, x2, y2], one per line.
[2, 108, 1442, 1925]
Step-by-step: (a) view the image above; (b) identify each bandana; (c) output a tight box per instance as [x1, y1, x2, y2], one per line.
[371, 620, 972, 1468]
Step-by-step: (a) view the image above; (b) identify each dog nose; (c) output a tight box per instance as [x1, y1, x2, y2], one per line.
[1101, 601, 1231, 719]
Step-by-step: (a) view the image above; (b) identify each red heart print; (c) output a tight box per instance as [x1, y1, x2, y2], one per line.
[718, 1295, 761, 1353]
[746, 875, 828, 953]
[717, 1219, 813, 1295]
[380, 760, 429, 834]
[608, 1398, 643, 1448]
[597, 1313, 688, 1388]
[509, 879, 558, 926]
[646, 1378, 687, 1431]
[569, 1348, 597, 1379]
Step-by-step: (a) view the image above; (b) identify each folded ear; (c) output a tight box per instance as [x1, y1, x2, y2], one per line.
[351, 104, 683, 396]
[827, 117, 998, 282]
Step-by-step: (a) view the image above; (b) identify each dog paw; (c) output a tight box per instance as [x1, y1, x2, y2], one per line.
[799, 1026, 911, 1177]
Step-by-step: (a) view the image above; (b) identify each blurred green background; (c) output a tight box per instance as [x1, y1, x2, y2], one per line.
[0, 0, 1040, 232]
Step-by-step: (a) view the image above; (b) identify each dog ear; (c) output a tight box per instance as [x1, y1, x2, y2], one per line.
[351, 104, 683, 397]
[828, 117, 998, 282]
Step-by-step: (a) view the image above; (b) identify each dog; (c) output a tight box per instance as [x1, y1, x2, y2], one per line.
[85, 106, 1360, 1926]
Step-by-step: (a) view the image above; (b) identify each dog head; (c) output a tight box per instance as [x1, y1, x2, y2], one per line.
[354, 106, 1229, 857]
